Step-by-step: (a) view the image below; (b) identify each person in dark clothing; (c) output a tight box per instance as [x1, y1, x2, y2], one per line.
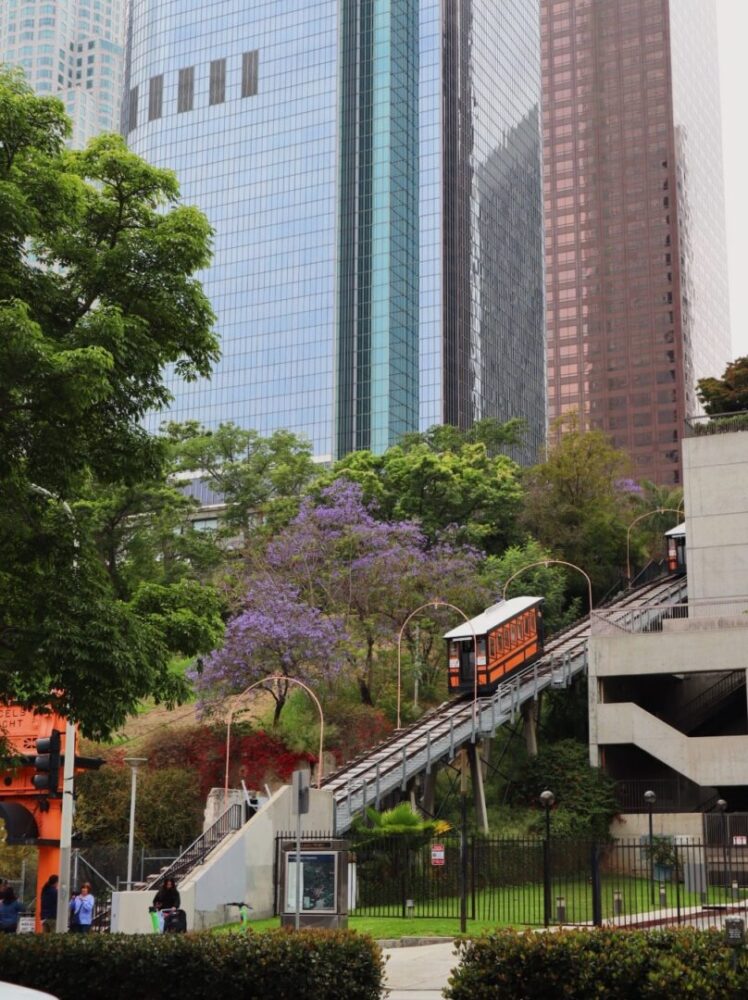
[0, 888, 24, 933]
[153, 878, 180, 911]
[40, 874, 59, 933]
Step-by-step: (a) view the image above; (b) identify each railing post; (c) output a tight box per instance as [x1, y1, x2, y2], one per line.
[591, 843, 602, 927]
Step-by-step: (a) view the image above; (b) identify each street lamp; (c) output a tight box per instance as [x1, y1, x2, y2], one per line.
[625, 508, 682, 584]
[224, 675, 324, 807]
[503, 560, 593, 616]
[540, 789, 554, 927]
[644, 789, 656, 905]
[124, 758, 148, 890]
[717, 798, 729, 899]
[397, 601, 478, 731]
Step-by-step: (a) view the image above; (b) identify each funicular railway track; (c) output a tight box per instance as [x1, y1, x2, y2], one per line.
[322, 575, 688, 832]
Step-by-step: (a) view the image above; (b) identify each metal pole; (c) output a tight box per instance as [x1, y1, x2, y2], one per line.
[648, 805, 655, 905]
[540, 790, 554, 928]
[644, 790, 656, 907]
[124, 758, 147, 891]
[295, 799, 302, 931]
[55, 718, 76, 932]
[459, 750, 468, 934]
[29, 486, 78, 936]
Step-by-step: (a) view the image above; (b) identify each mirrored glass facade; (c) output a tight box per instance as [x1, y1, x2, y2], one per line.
[125, 0, 545, 462]
[0, 0, 126, 148]
[542, 0, 730, 485]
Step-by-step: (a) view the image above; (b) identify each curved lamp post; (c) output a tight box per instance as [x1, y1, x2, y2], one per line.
[626, 508, 683, 583]
[223, 675, 324, 807]
[502, 559, 593, 615]
[397, 601, 478, 731]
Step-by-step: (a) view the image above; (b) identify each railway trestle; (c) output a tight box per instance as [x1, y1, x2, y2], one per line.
[321, 576, 689, 834]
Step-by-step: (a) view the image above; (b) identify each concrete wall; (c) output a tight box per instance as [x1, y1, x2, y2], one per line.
[683, 432, 748, 602]
[588, 625, 748, 772]
[589, 627, 748, 677]
[597, 702, 748, 786]
[110, 784, 334, 933]
[611, 812, 704, 840]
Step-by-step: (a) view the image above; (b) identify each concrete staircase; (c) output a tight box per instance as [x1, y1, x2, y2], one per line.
[598, 701, 748, 787]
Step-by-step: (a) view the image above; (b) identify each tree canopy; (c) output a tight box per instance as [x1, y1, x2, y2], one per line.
[325, 419, 524, 552]
[520, 415, 635, 599]
[697, 355, 748, 415]
[197, 481, 487, 713]
[0, 69, 219, 737]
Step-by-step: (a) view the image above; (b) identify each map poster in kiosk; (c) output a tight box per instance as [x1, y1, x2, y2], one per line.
[285, 852, 337, 912]
[280, 840, 349, 929]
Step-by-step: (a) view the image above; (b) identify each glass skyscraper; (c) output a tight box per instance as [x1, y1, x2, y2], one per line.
[0, 0, 126, 148]
[124, 0, 545, 463]
[542, 0, 730, 484]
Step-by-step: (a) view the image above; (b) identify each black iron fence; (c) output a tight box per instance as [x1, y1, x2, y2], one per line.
[275, 833, 748, 929]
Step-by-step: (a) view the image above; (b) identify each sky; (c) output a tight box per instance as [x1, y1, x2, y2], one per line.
[716, 0, 748, 358]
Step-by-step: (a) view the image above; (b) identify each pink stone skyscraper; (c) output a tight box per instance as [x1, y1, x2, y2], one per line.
[542, 0, 730, 484]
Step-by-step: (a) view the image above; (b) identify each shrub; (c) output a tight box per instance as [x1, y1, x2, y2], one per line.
[0, 928, 384, 1000]
[445, 928, 746, 1000]
[510, 739, 619, 840]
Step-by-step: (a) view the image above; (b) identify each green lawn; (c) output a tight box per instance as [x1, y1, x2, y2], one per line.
[213, 876, 745, 940]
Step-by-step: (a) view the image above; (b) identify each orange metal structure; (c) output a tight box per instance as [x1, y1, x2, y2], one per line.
[0, 704, 75, 931]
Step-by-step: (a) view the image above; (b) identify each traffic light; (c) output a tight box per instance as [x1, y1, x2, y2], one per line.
[32, 731, 61, 794]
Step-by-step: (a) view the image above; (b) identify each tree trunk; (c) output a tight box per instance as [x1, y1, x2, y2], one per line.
[358, 675, 373, 706]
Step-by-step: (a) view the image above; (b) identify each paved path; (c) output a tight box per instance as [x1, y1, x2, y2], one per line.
[382, 941, 459, 1000]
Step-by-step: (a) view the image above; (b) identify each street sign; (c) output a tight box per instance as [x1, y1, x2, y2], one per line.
[733, 835, 747, 846]
[431, 843, 445, 866]
[16, 915, 35, 934]
[292, 769, 310, 817]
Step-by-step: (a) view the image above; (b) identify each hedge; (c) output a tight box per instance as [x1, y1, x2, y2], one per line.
[0, 928, 384, 1000]
[445, 927, 747, 1000]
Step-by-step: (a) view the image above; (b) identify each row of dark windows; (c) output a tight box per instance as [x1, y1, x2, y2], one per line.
[127, 51, 259, 131]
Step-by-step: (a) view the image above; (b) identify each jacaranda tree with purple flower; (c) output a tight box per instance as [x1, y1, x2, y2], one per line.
[198, 480, 487, 715]
[196, 579, 345, 723]
[263, 481, 487, 705]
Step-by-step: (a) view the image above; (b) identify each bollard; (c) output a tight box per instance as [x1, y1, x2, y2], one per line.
[405, 899, 415, 918]
[733, 880, 740, 901]
[659, 883, 667, 907]
[556, 895, 566, 923]
[613, 889, 623, 916]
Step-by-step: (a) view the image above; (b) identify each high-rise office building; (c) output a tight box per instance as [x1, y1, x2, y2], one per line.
[0, 0, 126, 148]
[542, 0, 730, 484]
[124, 0, 545, 463]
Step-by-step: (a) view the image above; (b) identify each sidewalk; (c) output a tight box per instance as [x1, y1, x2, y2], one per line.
[382, 940, 459, 1000]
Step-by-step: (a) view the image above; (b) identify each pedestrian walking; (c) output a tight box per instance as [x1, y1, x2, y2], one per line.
[40, 874, 59, 933]
[0, 887, 24, 933]
[69, 883, 94, 933]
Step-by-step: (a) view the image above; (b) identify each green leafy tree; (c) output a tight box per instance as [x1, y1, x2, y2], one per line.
[165, 421, 319, 538]
[0, 70, 219, 738]
[326, 420, 525, 552]
[481, 539, 581, 636]
[521, 415, 635, 599]
[697, 356, 748, 415]
[511, 739, 618, 840]
[74, 764, 204, 849]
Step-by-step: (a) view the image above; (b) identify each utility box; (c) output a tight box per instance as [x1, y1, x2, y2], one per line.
[280, 838, 348, 930]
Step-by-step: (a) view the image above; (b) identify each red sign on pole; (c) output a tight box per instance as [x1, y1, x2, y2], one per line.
[431, 843, 445, 866]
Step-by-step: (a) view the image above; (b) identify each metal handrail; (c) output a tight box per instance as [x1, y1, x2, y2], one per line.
[676, 671, 746, 734]
[140, 803, 244, 890]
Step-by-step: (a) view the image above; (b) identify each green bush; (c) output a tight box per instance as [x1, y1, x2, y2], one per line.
[445, 927, 746, 1000]
[0, 928, 384, 1000]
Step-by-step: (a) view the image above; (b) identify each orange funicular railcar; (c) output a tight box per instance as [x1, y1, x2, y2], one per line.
[444, 596, 545, 696]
